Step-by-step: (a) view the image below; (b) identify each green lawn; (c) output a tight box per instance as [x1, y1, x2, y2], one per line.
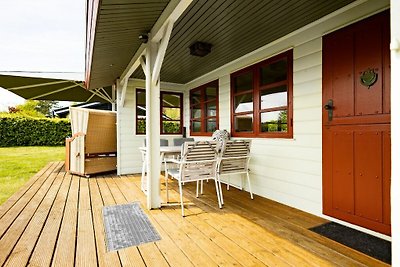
[0, 146, 65, 205]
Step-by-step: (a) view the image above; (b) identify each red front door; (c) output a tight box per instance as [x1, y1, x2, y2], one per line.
[322, 11, 391, 235]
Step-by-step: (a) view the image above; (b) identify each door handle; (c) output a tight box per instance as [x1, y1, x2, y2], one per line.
[324, 99, 333, 121]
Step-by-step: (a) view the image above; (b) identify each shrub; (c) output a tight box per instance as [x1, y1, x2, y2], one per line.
[0, 114, 71, 147]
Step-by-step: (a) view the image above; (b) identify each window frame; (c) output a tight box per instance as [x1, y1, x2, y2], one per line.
[230, 50, 293, 138]
[189, 80, 219, 136]
[135, 89, 183, 135]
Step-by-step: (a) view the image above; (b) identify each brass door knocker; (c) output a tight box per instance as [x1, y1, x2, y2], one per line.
[360, 68, 378, 89]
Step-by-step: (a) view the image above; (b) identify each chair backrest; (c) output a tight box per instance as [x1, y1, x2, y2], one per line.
[143, 138, 169, 147]
[219, 140, 251, 174]
[179, 141, 219, 182]
[160, 139, 169, 146]
[173, 137, 195, 146]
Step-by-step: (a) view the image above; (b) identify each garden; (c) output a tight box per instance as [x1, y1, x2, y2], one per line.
[0, 100, 70, 204]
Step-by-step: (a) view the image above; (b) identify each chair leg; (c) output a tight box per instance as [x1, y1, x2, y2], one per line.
[214, 178, 222, 209]
[217, 174, 224, 205]
[165, 172, 169, 202]
[196, 181, 199, 198]
[246, 172, 253, 199]
[179, 181, 185, 217]
[240, 174, 243, 190]
[227, 176, 230, 190]
[141, 161, 146, 191]
[200, 180, 204, 195]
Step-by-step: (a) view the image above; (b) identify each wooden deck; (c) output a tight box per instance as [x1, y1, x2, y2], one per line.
[0, 162, 388, 267]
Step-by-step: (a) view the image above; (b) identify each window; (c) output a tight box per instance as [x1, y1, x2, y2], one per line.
[136, 89, 183, 135]
[190, 80, 219, 136]
[231, 50, 293, 138]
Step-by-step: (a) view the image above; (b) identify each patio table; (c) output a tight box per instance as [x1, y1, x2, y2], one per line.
[139, 146, 182, 194]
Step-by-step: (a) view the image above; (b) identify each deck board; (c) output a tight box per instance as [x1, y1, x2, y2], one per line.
[52, 170, 80, 267]
[4, 171, 65, 267]
[29, 172, 72, 267]
[76, 178, 97, 267]
[0, 162, 63, 265]
[0, 162, 389, 267]
[96, 176, 145, 267]
[88, 178, 121, 267]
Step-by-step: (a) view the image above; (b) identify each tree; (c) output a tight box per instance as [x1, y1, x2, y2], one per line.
[9, 100, 60, 118]
[35, 100, 60, 116]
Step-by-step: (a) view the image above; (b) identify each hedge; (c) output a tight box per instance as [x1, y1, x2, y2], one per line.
[0, 115, 71, 147]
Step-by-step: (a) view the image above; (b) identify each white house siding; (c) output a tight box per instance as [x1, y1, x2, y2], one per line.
[117, 79, 185, 175]
[183, 0, 390, 231]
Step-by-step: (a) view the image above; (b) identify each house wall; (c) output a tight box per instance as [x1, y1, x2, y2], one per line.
[184, 0, 390, 237]
[115, 0, 390, 237]
[116, 79, 185, 175]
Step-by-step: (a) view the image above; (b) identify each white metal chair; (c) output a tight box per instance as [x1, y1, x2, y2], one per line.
[217, 140, 253, 202]
[165, 141, 222, 216]
[173, 137, 194, 146]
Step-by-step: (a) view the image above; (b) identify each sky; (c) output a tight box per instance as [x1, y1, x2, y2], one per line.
[0, 0, 85, 111]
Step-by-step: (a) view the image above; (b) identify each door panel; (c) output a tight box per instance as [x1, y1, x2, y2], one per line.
[322, 11, 391, 235]
[383, 131, 391, 225]
[354, 131, 382, 222]
[331, 32, 354, 118]
[354, 23, 382, 116]
[332, 131, 354, 214]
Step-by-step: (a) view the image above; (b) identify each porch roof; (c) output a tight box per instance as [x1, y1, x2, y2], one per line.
[86, 0, 355, 89]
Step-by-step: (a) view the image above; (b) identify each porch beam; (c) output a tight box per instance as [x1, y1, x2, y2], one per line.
[152, 20, 174, 84]
[119, 78, 128, 107]
[390, 1, 400, 265]
[119, 45, 146, 85]
[139, 55, 146, 73]
[149, 0, 192, 43]
[118, 0, 192, 85]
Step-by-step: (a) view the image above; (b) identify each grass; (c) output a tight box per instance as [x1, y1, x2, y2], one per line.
[0, 146, 65, 205]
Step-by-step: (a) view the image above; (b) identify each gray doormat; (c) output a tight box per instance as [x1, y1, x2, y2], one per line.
[103, 202, 161, 251]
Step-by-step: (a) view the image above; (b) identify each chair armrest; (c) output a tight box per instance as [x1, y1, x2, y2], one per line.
[220, 155, 251, 160]
[167, 158, 182, 164]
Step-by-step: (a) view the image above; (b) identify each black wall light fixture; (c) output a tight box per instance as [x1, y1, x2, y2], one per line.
[189, 41, 212, 57]
[139, 34, 148, 43]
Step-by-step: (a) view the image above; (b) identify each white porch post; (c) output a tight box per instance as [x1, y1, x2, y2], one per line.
[111, 84, 116, 111]
[117, 0, 193, 209]
[391, 1, 400, 266]
[115, 80, 122, 175]
[145, 39, 161, 209]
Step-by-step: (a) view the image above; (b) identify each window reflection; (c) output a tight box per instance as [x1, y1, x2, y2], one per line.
[206, 101, 217, 117]
[260, 59, 287, 85]
[234, 72, 253, 93]
[261, 85, 287, 110]
[234, 94, 253, 113]
[260, 110, 287, 132]
[234, 114, 253, 132]
[207, 119, 217, 132]
[192, 121, 201, 132]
